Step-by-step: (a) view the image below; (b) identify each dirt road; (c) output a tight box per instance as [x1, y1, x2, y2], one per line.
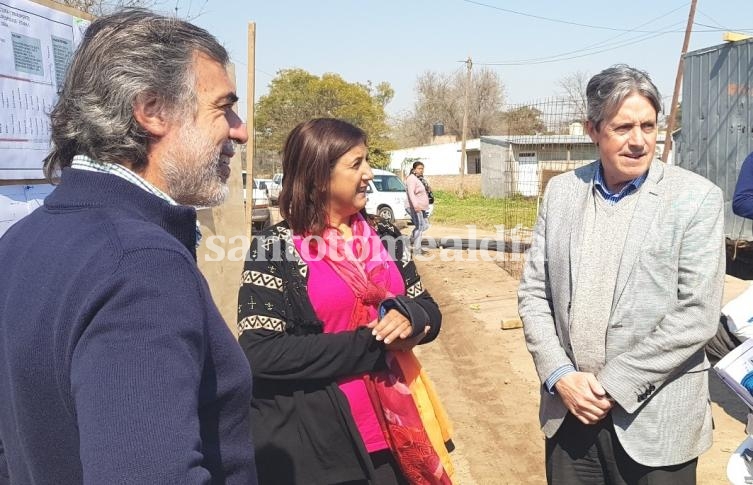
[413, 224, 750, 485]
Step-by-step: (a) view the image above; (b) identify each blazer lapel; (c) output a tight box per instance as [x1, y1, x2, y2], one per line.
[611, 160, 664, 314]
[569, 162, 598, 292]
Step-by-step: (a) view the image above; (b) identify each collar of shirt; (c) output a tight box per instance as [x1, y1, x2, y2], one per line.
[593, 162, 648, 205]
[70, 155, 202, 246]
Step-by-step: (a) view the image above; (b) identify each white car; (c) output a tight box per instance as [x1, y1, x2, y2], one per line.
[241, 171, 271, 229]
[268, 173, 283, 204]
[365, 169, 410, 223]
[250, 179, 271, 229]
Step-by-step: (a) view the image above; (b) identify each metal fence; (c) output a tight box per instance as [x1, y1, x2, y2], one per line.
[490, 97, 598, 277]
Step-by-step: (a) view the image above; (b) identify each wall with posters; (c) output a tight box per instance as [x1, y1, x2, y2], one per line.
[0, 0, 89, 180]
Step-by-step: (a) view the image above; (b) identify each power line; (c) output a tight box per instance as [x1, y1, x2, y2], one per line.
[464, 3, 694, 66]
[696, 9, 727, 30]
[473, 27, 678, 66]
[461, 0, 691, 33]
[693, 21, 753, 33]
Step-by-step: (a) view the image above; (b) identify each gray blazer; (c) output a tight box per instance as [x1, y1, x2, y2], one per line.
[518, 159, 725, 467]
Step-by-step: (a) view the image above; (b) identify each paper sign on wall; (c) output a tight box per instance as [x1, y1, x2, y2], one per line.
[0, 0, 89, 179]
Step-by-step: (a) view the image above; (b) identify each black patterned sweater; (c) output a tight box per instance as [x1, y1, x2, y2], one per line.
[237, 219, 442, 485]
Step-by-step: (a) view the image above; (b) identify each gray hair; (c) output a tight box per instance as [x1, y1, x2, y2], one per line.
[43, 9, 229, 180]
[586, 64, 662, 131]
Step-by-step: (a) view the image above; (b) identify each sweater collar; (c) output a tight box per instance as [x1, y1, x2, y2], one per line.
[45, 168, 198, 258]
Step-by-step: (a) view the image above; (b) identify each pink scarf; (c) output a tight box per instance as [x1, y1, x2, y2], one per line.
[318, 214, 452, 485]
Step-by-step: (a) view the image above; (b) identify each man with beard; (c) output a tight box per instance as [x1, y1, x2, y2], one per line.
[0, 10, 256, 485]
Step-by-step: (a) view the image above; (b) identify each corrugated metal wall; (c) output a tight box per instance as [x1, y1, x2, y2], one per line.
[676, 38, 753, 238]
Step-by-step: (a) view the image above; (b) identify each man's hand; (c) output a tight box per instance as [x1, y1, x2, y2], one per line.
[554, 372, 613, 425]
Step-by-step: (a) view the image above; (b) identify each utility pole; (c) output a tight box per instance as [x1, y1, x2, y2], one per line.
[245, 22, 256, 238]
[661, 0, 697, 163]
[459, 56, 472, 196]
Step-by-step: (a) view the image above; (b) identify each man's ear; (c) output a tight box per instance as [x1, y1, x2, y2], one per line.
[585, 120, 599, 145]
[132, 92, 170, 137]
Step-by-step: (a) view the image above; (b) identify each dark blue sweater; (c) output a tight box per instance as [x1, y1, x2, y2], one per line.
[0, 169, 256, 484]
[733, 151, 753, 219]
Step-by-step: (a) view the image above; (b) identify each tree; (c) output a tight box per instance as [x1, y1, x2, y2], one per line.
[558, 70, 590, 125]
[53, 0, 160, 15]
[394, 68, 506, 147]
[255, 69, 394, 168]
[501, 106, 546, 135]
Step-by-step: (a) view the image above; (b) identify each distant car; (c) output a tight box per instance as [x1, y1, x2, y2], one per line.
[250, 179, 271, 229]
[256, 178, 273, 196]
[241, 171, 271, 229]
[364, 169, 410, 223]
[256, 178, 280, 205]
[268, 173, 283, 204]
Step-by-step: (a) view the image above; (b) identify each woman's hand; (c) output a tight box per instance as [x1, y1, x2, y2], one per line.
[367, 309, 412, 344]
[385, 326, 429, 352]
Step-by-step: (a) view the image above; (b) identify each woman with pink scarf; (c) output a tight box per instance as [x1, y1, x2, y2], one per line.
[237, 118, 452, 484]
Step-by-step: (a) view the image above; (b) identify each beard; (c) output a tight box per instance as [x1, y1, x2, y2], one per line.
[161, 123, 230, 207]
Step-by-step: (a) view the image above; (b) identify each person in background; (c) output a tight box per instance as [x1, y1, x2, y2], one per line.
[417, 165, 435, 222]
[405, 161, 430, 254]
[0, 10, 256, 485]
[733, 151, 753, 219]
[238, 118, 452, 484]
[518, 65, 724, 484]
[705, 150, 753, 363]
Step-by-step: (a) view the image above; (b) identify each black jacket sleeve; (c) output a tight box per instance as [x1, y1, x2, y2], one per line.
[237, 226, 386, 381]
[375, 219, 442, 344]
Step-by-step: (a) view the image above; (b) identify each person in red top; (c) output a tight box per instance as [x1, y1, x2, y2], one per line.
[237, 118, 452, 484]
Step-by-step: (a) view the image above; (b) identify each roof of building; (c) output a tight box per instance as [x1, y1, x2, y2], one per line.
[390, 138, 481, 153]
[481, 135, 593, 146]
[481, 133, 666, 146]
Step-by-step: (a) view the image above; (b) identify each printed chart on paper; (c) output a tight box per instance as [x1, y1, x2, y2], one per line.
[0, 0, 88, 179]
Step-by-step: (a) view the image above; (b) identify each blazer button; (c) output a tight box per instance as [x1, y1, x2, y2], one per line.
[649, 384, 655, 392]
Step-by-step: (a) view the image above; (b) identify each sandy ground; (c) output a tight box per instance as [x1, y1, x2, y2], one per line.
[410, 223, 751, 485]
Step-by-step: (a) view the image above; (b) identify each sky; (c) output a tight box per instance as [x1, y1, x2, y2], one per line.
[160, 0, 753, 122]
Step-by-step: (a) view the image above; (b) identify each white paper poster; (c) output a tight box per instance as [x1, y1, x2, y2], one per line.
[0, 182, 54, 237]
[0, 0, 89, 179]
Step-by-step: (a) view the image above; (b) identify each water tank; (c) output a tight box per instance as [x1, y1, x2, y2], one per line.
[432, 122, 445, 137]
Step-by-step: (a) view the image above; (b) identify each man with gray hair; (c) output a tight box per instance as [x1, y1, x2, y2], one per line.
[0, 10, 257, 485]
[519, 64, 724, 483]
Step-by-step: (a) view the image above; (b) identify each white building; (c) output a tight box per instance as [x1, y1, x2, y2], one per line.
[388, 139, 481, 176]
[481, 134, 669, 198]
[389, 131, 671, 198]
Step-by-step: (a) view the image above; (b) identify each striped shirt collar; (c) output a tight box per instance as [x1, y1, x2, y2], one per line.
[593, 162, 648, 205]
[70, 155, 202, 246]
[71, 155, 177, 205]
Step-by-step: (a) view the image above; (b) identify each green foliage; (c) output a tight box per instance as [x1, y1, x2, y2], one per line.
[502, 105, 547, 135]
[430, 190, 537, 230]
[255, 69, 394, 161]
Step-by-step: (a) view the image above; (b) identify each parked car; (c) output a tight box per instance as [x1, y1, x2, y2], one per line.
[256, 178, 273, 197]
[241, 171, 271, 229]
[254, 177, 280, 205]
[250, 179, 271, 229]
[268, 173, 283, 204]
[365, 169, 410, 223]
